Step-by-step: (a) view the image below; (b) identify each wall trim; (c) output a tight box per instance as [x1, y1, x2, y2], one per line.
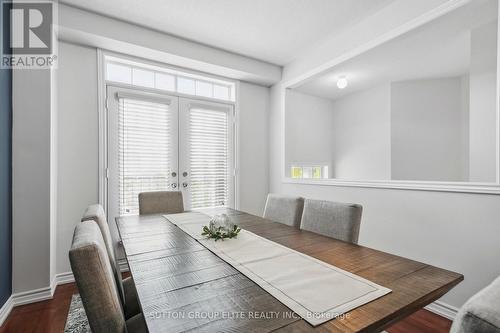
[54, 271, 75, 286]
[282, 178, 500, 195]
[426, 300, 459, 321]
[0, 296, 13, 327]
[11, 285, 53, 308]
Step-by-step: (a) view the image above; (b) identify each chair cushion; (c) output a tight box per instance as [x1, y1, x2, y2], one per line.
[451, 276, 500, 333]
[123, 277, 141, 319]
[263, 194, 304, 228]
[139, 191, 184, 215]
[300, 199, 362, 244]
[126, 313, 148, 333]
[69, 221, 126, 333]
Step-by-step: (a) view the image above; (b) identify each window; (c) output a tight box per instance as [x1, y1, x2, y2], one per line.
[106, 63, 131, 83]
[195, 81, 212, 97]
[291, 165, 329, 179]
[155, 73, 175, 91]
[132, 68, 154, 88]
[105, 56, 235, 102]
[177, 77, 196, 95]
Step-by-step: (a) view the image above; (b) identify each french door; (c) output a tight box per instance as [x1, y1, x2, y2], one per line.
[106, 86, 235, 220]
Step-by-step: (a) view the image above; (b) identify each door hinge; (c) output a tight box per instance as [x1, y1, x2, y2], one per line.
[105, 168, 110, 179]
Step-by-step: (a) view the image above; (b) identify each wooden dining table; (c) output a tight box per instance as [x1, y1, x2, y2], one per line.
[116, 207, 463, 333]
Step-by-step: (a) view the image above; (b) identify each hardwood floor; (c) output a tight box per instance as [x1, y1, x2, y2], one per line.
[0, 278, 452, 333]
[0, 283, 77, 333]
[386, 310, 452, 333]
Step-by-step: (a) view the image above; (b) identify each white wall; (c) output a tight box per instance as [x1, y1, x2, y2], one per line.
[391, 77, 468, 181]
[56, 42, 99, 274]
[285, 90, 334, 176]
[12, 69, 55, 292]
[469, 21, 497, 182]
[238, 82, 270, 215]
[331, 84, 391, 180]
[270, 83, 500, 310]
[50, 64, 58, 282]
[54, 42, 270, 274]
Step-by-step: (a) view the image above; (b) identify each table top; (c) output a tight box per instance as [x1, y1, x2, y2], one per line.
[116, 207, 463, 333]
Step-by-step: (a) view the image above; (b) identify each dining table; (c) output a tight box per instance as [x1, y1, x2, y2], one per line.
[115, 207, 463, 333]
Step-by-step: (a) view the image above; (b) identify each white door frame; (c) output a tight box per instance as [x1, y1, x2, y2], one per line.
[104, 85, 237, 218]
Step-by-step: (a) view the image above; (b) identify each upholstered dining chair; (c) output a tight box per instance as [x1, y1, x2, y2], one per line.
[263, 193, 304, 228]
[300, 199, 363, 244]
[81, 204, 140, 319]
[138, 191, 184, 215]
[450, 275, 500, 333]
[69, 221, 147, 333]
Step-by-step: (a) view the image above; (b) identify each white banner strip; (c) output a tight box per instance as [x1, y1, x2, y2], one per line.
[165, 212, 391, 326]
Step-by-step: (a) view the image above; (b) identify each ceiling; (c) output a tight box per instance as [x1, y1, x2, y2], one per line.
[295, 0, 498, 101]
[60, 0, 395, 66]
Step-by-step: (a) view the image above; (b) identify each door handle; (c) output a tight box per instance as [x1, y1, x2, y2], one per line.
[171, 183, 177, 189]
[182, 182, 188, 188]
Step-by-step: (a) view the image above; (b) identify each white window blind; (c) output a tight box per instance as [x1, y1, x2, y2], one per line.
[189, 108, 229, 209]
[118, 97, 174, 215]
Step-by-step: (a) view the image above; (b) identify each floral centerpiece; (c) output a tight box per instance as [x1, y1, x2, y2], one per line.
[202, 214, 241, 241]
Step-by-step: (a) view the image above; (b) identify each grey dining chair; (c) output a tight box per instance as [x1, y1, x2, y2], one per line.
[300, 199, 363, 244]
[69, 221, 147, 333]
[81, 204, 140, 319]
[450, 275, 500, 333]
[138, 191, 184, 215]
[263, 193, 304, 228]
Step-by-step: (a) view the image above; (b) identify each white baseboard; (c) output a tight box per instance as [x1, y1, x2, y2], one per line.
[425, 300, 459, 321]
[11, 285, 54, 307]
[0, 271, 76, 327]
[0, 296, 14, 327]
[54, 271, 75, 286]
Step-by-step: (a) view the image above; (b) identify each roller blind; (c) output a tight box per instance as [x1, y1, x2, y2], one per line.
[189, 108, 230, 209]
[118, 97, 174, 215]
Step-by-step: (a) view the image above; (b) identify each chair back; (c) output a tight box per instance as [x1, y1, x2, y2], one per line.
[138, 191, 184, 215]
[263, 193, 304, 228]
[450, 276, 500, 333]
[300, 199, 362, 244]
[69, 221, 126, 333]
[81, 204, 125, 305]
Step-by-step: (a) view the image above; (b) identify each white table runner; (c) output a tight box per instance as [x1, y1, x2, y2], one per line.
[165, 212, 391, 326]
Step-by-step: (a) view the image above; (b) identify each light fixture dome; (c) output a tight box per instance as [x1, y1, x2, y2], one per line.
[337, 76, 348, 89]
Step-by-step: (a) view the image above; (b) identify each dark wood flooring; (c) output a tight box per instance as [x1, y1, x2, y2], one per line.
[0, 277, 452, 333]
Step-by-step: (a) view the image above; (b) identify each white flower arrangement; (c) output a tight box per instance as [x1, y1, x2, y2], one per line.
[201, 214, 241, 241]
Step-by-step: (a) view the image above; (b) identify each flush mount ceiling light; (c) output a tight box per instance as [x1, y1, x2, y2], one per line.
[337, 76, 348, 89]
